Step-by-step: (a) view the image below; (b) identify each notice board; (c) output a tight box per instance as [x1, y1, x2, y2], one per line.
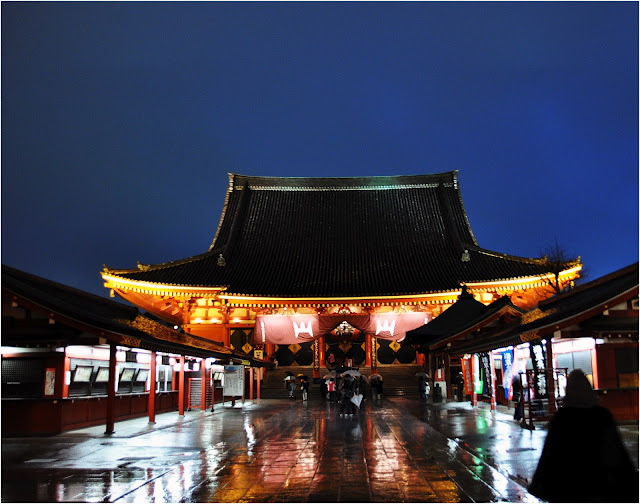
[223, 365, 244, 397]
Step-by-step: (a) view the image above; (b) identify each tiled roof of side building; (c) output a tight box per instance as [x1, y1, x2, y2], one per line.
[104, 172, 576, 297]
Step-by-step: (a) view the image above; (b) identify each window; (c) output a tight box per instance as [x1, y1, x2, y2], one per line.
[557, 350, 593, 383]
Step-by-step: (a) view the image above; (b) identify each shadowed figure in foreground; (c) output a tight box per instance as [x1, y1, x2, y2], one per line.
[528, 369, 638, 502]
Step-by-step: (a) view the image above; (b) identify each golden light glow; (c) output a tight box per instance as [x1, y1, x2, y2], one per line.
[218, 291, 462, 305]
[465, 265, 582, 292]
[101, 273, 226, 297]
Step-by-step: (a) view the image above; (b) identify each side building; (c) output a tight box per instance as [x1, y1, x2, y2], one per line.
[2, 265, 271, 435]
[102, 171, 582, 378]
[407, 262, 638, 422]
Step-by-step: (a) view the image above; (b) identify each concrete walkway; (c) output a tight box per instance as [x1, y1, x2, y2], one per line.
[2, 396, 637, 502]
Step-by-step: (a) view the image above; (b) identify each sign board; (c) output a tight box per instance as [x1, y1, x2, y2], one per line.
[223, 365, 244, 397]
[253, 350, 263, 360]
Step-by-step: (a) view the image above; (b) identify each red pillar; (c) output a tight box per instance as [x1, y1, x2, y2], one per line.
[249, 367, 254, 400]
[444, 354, 451, 400]
[201, 359, 207, 411]
[319, 336, 325, 368]
[149, 351, 157, 423]
[471, 355, 477, 407]
[106, 343, 117, 434]
[490, 351, 496, 411]
[62, 355, 71, 399]
[365, 335, 372, 367]
[257, 368, 261, 399]
[546, 338, 557, 414]
[178, 355, 185, 416]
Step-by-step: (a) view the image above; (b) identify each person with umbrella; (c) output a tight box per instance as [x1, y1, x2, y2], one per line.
[284, 374, 296, 400]
[339, 375, 357, 417]
[299, 375, 309, 401]
[370, 373, 383, 399]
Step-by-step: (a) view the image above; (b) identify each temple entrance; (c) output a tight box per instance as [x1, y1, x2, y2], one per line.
[326, 321, 366, 368]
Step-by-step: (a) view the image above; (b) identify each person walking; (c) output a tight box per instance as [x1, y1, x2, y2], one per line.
[512, 374, 524, 421]
[340, 376, 356, 417]
[327, 378, 336, 402]
[419, 377, 427, 400]
[287, 378, 297, 401]
[300, 377, 309, 401]
[528, 369, 638, 502]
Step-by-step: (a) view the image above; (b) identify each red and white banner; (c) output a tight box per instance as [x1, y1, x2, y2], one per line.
[254, 311, 431, 345]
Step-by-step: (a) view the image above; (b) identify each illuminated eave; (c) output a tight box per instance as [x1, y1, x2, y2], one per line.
[102, 274, 227, 298]
[464, 265, 582, 293]
[218, 291, 462, 307]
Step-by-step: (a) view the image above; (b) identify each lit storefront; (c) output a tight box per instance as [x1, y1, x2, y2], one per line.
[408, 262, 638, 423]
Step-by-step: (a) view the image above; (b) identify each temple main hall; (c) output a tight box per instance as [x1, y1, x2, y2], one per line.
[102, 171, 582, 378]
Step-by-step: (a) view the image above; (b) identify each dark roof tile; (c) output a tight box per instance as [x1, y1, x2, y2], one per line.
[106, 172, 576, 297]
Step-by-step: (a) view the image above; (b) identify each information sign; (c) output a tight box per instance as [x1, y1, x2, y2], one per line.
[223, 365, 244, 397]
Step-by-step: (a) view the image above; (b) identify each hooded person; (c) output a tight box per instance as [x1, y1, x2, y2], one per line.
[528, 369, 638, 502]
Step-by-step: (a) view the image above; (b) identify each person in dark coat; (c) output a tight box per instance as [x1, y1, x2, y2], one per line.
[455, 372, 465, 401]
[339, 376, 356, 417]
[512, 374, 524, 421]
[528, 369, 638, 502]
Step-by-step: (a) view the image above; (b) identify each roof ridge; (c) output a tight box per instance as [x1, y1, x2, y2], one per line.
[230, 171, 458, 190]
[103, 247, 223, 277]
[2, 264, 138, 314]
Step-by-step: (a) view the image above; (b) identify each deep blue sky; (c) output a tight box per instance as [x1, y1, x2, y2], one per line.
[2, 2, 638, 298]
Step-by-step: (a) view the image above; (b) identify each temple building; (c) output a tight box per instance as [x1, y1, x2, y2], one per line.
[102, 171, 582, 378]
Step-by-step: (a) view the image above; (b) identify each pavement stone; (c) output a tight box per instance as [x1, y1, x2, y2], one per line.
[2, 396, 637, 503]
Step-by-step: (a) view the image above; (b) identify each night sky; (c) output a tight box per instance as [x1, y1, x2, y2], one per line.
[2, 2, 638, 298]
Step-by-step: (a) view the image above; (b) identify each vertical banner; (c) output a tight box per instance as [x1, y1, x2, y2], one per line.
[529, 341, 548, 398]
[461, 356, 473, 395]
[479, 352, 492, 397]
[473, 354, 483, 395]
[501, 349, 514, 399]
[223, 365, 244, 397]
[313, 339, 320, 371]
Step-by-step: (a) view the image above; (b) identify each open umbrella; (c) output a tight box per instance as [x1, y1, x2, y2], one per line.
[342, 369, 361, 378]
[415, 372, 429, 379]
[284, 375, 295, 381]
[322, 374, 334, 379]
[297, 373, 305, 377]
[369, 373, 383, 381]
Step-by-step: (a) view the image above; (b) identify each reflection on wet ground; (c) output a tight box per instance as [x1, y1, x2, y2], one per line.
[0, 396, 590, 502]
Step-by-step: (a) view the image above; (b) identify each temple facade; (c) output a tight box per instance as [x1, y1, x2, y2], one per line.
[102, 171, 581, 377]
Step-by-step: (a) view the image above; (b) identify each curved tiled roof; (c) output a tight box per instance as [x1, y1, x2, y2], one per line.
[105, 171, 574, 298]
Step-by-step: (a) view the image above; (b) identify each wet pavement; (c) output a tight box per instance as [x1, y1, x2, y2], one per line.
[2, 396, 638, 503]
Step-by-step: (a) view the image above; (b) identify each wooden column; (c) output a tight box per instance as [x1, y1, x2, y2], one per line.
[365, 335, 372, 366]
[178, 355, 185, 416]
[148, 351, 157, 423]
[319, 336, 325, 368]
[62, 355, 71, 399]
[106, 343, 117, 434]
[249, 367, 254, 400]
[444, 353, 451, 400]
[546, 338, 557, 414]
[201, 359, 207, 411]
[489, 351, 496, 411]
[471, 355, 477, 407]
[257, 368, 261, 399]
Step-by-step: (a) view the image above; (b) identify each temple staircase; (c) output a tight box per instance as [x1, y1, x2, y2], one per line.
[259, 364, 425, 399]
